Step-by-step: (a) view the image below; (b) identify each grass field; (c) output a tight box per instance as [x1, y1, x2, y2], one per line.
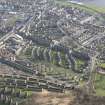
[95, 73, 105, 96]
[55, 0, 105, 13]
[86, 4, 105, 13]
[0, 103, 9, 105]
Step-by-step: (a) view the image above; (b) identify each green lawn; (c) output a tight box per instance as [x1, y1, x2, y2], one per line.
[95, 73, 105, 96]
[95, 89, 105, 96]
[76, 59, 85, 65]
[5, 15, 21, 27]
[98, 63, 105, 68]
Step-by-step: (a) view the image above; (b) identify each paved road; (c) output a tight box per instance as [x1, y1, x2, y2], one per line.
[86, 52, 99, 93]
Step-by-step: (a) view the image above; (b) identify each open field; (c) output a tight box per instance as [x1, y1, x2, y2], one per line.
[23, 91, 74, 105]
[23, 89, 105, 105]
[95, 73, 105, 96]
[55, 0, 105, 13]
